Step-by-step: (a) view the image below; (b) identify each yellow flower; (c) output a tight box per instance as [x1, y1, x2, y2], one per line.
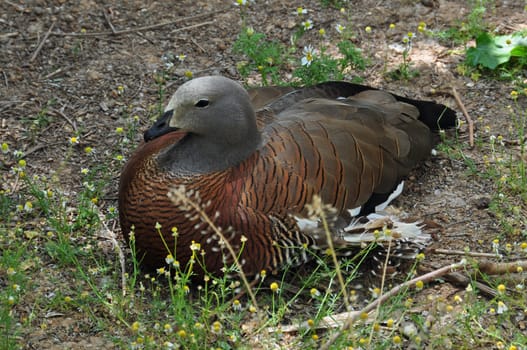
[318, 28, 326, 36]
[163, 323, 172, 333]
[18, 159, 26, 168]
[497, 284, 506, 294]
[393, 335, 402, 344]
[415, 280, 424, 290]
[510, 90, 518, 99]
[84, 146, 93, 154]
[184, 70, 193, 79]
[115, 127, 124, 134]
[365, 26, 372, 33]
[232, 299, 242, 311]
[297, 7, 307, 15]
[310, 288, 320, 297]
[1, 142, 9, 153]
[69, 136, 79, 144]
[131, 321, 140, 332]
[64, 296, 72, 303]
[177, 329, 186, 338]
[24, 201, 33, 213]
[312, 334, 319, 341]
[211, 321, 222, 334]
[270, 282, 279, 293]
[389, 23, 396, 29]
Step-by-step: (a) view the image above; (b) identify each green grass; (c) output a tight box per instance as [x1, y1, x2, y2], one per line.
[1, 1, 527, 349]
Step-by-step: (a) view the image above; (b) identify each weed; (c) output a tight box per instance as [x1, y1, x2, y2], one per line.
[233, 27, 287, 85]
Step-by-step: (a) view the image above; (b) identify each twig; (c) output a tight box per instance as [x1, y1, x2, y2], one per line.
[478, 259, 527, 275]
[2, 71, 8, 88]
[431, 248, 501, 258]
[50, 9, 224, 37]
[103, 8, 117, 34]
[442, 271, 497, 298]
[190, 37, 206, 53]
[30, 21, 56, 62]
[317, 261, 466, 349]
[274, 261, 465, 333]
[48, 108, 77, 132]
[42, 67, 64, 80]
[452, 86, 474, 148]
[0, 32, 19, 40]
[96, 210, 127, 296]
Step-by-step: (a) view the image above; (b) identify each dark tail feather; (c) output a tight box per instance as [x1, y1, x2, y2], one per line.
[292, 81, 457, 131]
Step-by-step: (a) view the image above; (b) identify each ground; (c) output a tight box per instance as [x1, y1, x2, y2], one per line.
[1, 0, 527, 349]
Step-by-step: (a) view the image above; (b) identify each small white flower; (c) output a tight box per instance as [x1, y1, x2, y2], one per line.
[496, 301, 508, 314]
[301, 45, 315, 67]
[301, 19, 313, 31]
[177, 54, 186, 62]
[296, 7, 307, 15]
[335, 23, 345, 34]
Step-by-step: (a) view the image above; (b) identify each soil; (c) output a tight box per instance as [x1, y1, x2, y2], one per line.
[1, 0, 526, 348]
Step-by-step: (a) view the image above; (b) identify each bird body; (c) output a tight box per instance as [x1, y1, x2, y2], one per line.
[119, 76, 456, 276]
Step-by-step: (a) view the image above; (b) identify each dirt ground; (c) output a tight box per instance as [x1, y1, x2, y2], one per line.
[1, 0, 527, 348]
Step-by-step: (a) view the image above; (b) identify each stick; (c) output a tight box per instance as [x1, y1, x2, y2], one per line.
[50, 9, 224, 37]
[478, 260, 527, 275]
[318, 261, 466, 350]
[30, 21, 56, 62]
[451, 86, 474, 148]
[103, 9, 117, 34]
[48, 108, 77, 132]
[273, 261, 465, 333]
[431, 248, 502, 258]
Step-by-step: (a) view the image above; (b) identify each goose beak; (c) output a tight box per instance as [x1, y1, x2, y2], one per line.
[144, 110, 179, 142]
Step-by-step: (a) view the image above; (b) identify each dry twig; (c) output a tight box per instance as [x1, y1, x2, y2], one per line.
[452, 87, 474, 148]
[272, 261, 465, 334]
[431, 248, 501, 258]
[49, 9, 225, 37]
[103, 8, 117, 34]
[30, 21, 56, 62]
[478, 259, 527, 275]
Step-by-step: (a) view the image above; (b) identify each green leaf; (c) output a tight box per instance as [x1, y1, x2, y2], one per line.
[465, 32, 527, 69]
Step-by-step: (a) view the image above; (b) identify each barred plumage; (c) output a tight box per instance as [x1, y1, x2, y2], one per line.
[118, 76, 456, 276]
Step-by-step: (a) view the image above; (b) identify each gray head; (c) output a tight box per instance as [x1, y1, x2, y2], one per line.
[148, 76, 262, 174]
[164, 76, 258, 143]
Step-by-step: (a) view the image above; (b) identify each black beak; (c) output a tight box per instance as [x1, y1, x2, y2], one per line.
[143, 110, 178, 142]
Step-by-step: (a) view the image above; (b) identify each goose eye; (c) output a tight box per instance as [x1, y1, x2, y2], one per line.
[195, 99, 209, 108]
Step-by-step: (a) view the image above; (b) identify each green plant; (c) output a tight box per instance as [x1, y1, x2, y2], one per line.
[233, 27, 288, 85]
[466, 31, 527, 70]
[387, 33, 419, 81]
[433, 0, 492, 45]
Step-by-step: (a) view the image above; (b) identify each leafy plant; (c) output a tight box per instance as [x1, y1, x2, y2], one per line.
[466, 31, 527, 69]
[233, 27, 288, 85]
[433, 0, 491, 45]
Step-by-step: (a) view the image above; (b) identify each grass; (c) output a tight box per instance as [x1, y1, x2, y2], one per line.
[1, 1, 527, 349]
